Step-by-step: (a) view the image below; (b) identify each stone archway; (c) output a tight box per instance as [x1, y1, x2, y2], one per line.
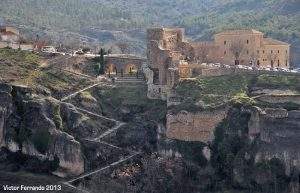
[125, 64, 138, 74]
[106, 63, 117, 75]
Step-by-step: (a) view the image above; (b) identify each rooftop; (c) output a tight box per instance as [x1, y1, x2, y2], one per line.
[263, 38, 290, 46]
[0, 31, 18, 36]
[215, 29, 263, 35]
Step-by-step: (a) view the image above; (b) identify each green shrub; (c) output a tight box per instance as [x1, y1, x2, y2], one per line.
[52, 104, 63, 130]
[231, 92, 256, 106]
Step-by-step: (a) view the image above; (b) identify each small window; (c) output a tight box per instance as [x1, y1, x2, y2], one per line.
[247, 40, 249, 44]
[224, 41, 227, 45]
[278, 50, 280, 54]
[286, 50, 288, 54]
[277, 60, 280, 67]
[263, 50, 265, 54]
[246, 50, 249, 54]
[286, 60, 288, 66]
[257, 50, 260, 54]
[271, 50, 273, 54]
[224, 51, 226, 55]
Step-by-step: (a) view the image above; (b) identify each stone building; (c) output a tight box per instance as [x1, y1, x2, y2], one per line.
[105, 54, 146, 75]
[0, 26, 20, 43]
[214, 29, 290, 68]
[145, 27, 291, 99]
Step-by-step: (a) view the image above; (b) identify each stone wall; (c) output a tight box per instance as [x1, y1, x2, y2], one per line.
[105, 54, 146, 74]
[166, 109, 227, 142]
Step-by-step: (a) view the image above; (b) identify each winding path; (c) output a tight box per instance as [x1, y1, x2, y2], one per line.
[59, 81, 140, 193]
[67, 152, 140, 184]
[60, 83, 102, 102]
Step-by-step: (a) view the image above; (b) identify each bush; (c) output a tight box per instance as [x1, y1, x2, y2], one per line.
[52, 103, 63, 130]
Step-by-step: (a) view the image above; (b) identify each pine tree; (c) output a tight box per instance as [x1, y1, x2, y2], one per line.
[98, 48, 106, 75]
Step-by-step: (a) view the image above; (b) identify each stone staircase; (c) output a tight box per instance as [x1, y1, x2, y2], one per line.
[113, 75, 145, 83]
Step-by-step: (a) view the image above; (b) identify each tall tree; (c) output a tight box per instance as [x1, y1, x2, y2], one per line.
[98, 48, 106, 75]
[230, 39, 245, 65]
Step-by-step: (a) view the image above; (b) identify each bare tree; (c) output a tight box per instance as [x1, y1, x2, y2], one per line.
[195, 44, 209, 63]
[267, 52, 278, 67]
[230, 39, 245, 65]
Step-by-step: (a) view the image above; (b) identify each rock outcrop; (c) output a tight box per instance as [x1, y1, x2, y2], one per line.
[248, 106, 300, 175]
[0, 83, 85, 177]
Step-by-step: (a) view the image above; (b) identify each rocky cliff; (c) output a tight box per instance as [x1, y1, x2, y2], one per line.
[248, 107, 300, 175]
[0, 83, 85, 177]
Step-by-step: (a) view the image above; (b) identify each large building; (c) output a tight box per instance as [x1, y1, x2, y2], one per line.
[146, 28, 291, 99]
[214, 29, 290, 68]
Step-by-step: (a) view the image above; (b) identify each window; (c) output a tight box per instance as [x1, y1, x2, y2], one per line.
[224, 41, 227, 45]
[246, 50, 249, 54]
[286, 60, 288, 66]
[224, 51, 226, 55]
[278, 50, 280, 54]
[257, 50, 260, 54]
[286, 50, 288, 54]
[263, 50, 265, 54]
[247, 40, 249, 44]
[277, 60, 280, 67]
[271, 50, 273, 54]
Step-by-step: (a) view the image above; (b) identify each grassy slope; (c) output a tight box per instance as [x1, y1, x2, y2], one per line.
[172, 73, 300, 112]
[94, 83, 167, 122]
[0, 48, 93, 98]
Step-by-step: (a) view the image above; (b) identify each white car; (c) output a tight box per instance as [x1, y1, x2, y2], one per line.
[290, 70, 298, 73]
[42, 46, 57, 53]
[294, 68, 300, 72]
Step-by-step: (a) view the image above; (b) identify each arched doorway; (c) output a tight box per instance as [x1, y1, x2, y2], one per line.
[235, 60, 240, 65]
[271, 60, 274, 68]
[125, 64, 138, 75]
[106, 64, 117, 75]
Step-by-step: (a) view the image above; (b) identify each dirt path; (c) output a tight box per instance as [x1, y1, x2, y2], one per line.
[60, 83, 102, 101]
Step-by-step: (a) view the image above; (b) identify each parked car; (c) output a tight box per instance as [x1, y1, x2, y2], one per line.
[41, 46, 57, 53]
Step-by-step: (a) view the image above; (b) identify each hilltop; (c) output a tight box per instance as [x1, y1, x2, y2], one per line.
[0, 0, 299, 66]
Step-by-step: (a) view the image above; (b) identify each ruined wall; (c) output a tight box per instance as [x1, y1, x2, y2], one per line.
[166, 109, 227, 142]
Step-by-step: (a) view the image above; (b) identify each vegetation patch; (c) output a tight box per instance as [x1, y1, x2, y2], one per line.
[256, 74, 300, 91]
[173, 74, 253, 111]
[96, 83, 167, 122]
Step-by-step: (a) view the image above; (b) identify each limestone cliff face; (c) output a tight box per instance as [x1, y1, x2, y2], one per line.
[248, 106, 300, 175]
[166, 109, 227, 142]
[0, 83, 84, 177]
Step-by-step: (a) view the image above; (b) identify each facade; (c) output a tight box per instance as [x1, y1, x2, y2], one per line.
[214, 29, 290, 68]
[145, 27, 291, 99]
